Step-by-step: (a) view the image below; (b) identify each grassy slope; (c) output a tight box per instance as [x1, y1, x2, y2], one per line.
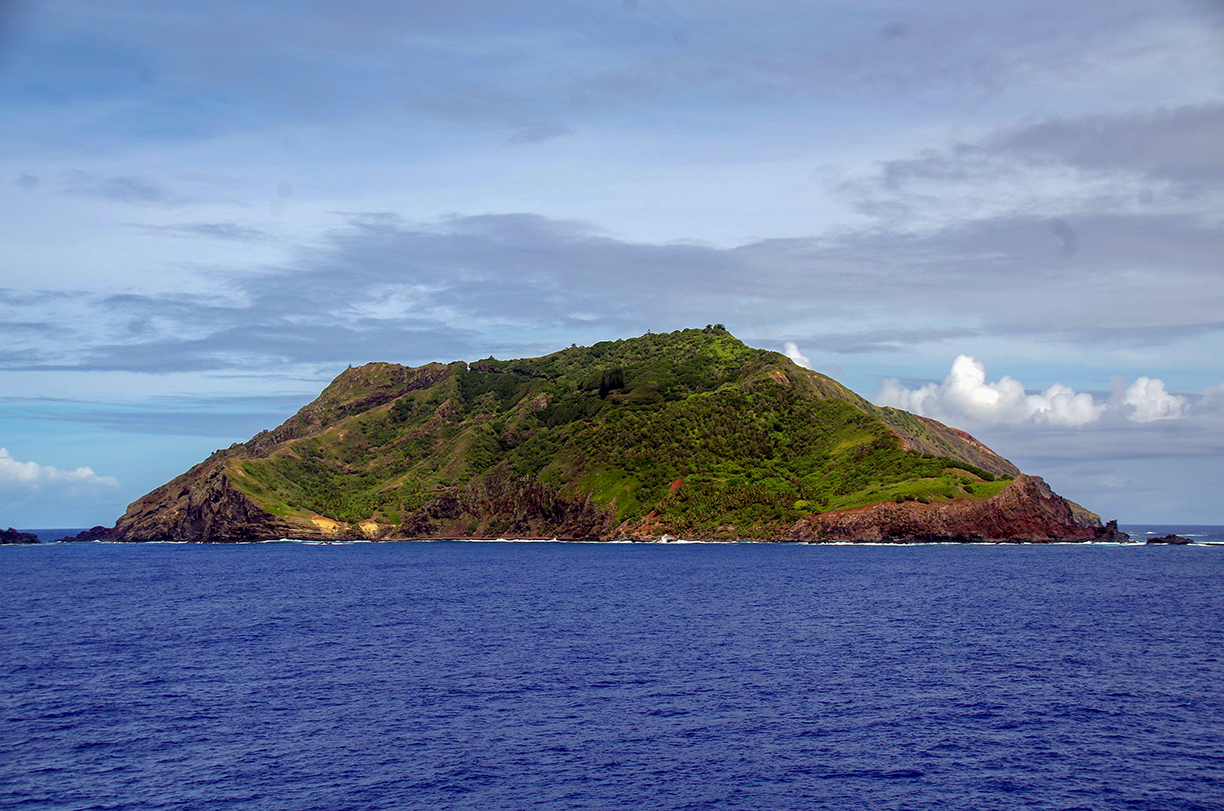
[217, 328, 1014, 539]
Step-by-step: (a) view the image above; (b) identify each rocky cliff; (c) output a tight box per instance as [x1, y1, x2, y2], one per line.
[786, 475, 1125, 543]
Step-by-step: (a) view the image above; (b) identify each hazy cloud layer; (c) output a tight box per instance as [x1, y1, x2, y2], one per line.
[6, 0, 1214, 160]
[3, 205, 1222, 389]
[877, 104, 1224, 193]
[843, 102, 1224, 246]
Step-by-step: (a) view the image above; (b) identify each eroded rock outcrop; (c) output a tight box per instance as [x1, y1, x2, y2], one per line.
[0, 527, 39, 544]
[1145, 533, 1192, 545]
[786, 476, 1126, 544]
[57, 526, 117, 542]
[92, 471, 1124, 545]
[110, 463, 296, 542]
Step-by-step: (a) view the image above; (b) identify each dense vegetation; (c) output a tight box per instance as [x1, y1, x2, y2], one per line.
[220, 327, 1012, 539]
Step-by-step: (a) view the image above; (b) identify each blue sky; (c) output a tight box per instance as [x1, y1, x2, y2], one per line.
[2, 0, 1223, 527]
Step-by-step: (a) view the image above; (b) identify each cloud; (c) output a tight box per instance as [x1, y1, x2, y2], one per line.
[62, 172, 174, 204]
[1120, 376, 1185, 422]
[3, 208, 1222, 380]
[876, 355, 1202, 429]
[14, 0, 1212, 156]
[853, 104, 1224, 231]
[0, 447, 119, 497]
[878, 104, 1224, 191]
[990, 104, 1224, 186]
[1200, 383, 1224, 410]
[1048, 218, 1078, 258]
[877, 355, 1103, 427]
[129, 222, 270, 241]
[783, 342, 811, 369]
[0, 391, 309, 438]
[793, 327, 981, 355]
[0, 445, 128, 528]
[506, 125, 574, 144]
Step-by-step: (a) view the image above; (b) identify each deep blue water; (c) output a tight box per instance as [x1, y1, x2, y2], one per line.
[3, 542, 1223, 811]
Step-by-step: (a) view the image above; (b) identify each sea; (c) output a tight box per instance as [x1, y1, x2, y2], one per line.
[3, 529, 1223, 811]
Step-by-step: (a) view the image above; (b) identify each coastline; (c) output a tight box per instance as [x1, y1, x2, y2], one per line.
[12, 524, 1224, 546]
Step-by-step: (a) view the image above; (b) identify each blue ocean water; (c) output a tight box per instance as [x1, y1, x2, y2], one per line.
[1122, 525, 1224, 544]
[3, 542, 1223, 811]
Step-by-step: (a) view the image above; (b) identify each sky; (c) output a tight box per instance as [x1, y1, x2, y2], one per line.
[2, 0, 1223, 528]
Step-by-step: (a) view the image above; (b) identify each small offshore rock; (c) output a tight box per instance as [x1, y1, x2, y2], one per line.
[1095, 519, 1130, 543]
[0, 527, 40, 544]
[57, 526, 118, 542]
[1145, 533, 1193, 545]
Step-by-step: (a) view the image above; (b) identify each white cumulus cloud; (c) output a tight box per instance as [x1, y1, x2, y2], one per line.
[783, 342, 813, 369]
[0, 448, 120, 495]
[876, 355, 1190, 428]
[1119, 377, 1185, 422]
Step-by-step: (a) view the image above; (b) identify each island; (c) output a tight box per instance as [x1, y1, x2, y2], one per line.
[77, 327, 1127, 544]
[0, 527, 40, 544]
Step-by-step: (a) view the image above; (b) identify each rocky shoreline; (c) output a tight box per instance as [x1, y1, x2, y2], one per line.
[62, 474, 1128, 545]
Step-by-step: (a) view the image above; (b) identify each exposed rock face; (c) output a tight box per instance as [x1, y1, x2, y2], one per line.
[57, 526, 118, 542]
[786, 476, 1125, 544]
[103, 462, 618, 543]
[385, 465, 617, 541]
[0, 527, 39, 544]
[1146, 533, 1193, 545]
[110, 463, 296, 542]
[880, 412, 1021, 480]
[96, 470, 1120, 545]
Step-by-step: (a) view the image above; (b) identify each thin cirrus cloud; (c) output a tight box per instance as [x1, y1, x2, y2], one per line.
[874, 104, 1224, 190]
[127, 222, 270, 241]
[60, 171, 175, 204]
[10, 0, 1199, 152]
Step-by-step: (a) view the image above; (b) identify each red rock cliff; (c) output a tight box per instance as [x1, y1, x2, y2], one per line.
[786, 475, 1123, 543]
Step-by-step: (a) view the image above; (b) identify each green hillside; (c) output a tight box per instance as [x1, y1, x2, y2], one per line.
[129, 326, 1022, 541]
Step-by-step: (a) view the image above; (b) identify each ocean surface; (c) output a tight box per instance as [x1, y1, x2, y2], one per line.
[3, 540, 1223, 811]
